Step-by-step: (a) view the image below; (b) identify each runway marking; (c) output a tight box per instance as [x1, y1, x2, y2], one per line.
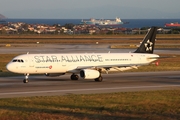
[0, 85, 180, 96]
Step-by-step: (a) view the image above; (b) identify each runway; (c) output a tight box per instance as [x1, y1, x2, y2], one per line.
[0, 71, 180, 98]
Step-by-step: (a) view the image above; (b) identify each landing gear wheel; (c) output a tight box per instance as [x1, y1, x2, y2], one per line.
[70, 74, 79, 80]
[23, 79, 29, 83]
[23, 73, 29, 83]
[94, 76, 103, 82]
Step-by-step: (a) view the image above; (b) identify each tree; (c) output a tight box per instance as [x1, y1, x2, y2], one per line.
[64, 23, 75, 29]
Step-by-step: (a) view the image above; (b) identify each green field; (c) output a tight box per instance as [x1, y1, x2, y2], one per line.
[0, 90, 180, 120]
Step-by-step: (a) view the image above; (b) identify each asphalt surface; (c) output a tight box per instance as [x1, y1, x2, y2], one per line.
[0, 71, 180, 98]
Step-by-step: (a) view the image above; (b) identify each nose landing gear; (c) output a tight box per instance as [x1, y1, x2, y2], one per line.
[23, 74, 29, 83]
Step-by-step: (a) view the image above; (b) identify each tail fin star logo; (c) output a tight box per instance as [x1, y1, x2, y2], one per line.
[144, 39, 153, 51]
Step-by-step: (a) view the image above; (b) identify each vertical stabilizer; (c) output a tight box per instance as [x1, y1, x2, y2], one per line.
[134, 27, 157, 54]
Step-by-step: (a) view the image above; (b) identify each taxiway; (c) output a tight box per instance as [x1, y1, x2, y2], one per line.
[0, 71, 180, 98]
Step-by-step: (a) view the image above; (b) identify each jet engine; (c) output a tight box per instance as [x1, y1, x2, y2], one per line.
[45, 73, 65, 77]
[80, 69, 100, 79]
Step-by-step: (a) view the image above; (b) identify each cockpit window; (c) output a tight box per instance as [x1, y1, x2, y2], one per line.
[12, 59, 24, 63]
[12, 60, 17, 62]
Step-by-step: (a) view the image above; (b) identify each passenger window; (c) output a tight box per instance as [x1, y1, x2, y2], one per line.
[21, 60, 24, 62]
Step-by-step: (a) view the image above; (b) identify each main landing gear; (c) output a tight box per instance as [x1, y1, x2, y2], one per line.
[23, 74, 29, 83]
[94, 75, 103, 82]
[94, 69, 103, 82]
[70, 73, 79, 80]
[70, 73, 103, 82]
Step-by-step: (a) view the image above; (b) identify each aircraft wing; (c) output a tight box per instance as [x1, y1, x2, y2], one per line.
[71, 64, 138, 73]
[75, 64, 133, 70]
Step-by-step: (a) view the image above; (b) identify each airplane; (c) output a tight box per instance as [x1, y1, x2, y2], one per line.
[6, 27, 159, 83]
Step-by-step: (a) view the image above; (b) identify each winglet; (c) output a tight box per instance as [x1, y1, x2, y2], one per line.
[134, 27, 158, 54]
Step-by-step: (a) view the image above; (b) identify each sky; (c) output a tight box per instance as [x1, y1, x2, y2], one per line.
[0, 0, 180, 19]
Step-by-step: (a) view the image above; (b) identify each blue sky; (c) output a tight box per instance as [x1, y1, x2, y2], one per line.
[0, 0, 180, 19]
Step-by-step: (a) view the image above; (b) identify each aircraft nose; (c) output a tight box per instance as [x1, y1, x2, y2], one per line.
[6, 63, 15, 72]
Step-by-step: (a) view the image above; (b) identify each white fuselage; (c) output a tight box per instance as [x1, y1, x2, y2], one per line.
[6, 53, 159, 74]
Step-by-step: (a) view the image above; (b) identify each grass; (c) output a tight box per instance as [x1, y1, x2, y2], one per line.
[0, 33, 180, 38]
[128, 54, 180, 72]
[110, 44, 180, 49]
[0, 90, 180, 120]
[0, 34, 180, 44]
[0, 54, 18, 71]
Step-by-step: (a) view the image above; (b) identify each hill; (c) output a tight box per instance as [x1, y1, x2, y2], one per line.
[0, 14, 6, 19]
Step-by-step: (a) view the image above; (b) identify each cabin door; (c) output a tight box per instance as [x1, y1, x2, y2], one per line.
[28, 56, 36, 73]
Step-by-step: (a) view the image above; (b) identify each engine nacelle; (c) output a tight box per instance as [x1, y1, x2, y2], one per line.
[80, 69, 100, 79]
[45, 73, 65, 77]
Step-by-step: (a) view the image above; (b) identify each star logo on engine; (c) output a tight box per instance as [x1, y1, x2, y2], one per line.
[144, 39, 153, 51]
